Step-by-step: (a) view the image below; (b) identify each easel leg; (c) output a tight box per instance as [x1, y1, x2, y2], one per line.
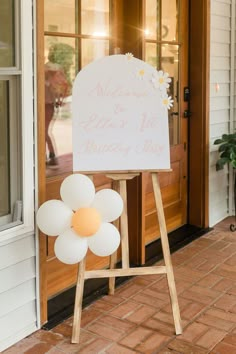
[151, 173, 182, 335]
[71, 257, 86, 343]
[109, 178, 129, 293]
[109, 180, 120, 295]
[109, 249, 118, 295]
[119, 180, 130, 269]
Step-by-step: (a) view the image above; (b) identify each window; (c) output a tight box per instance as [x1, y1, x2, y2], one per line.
[44, 0, 110, 178]
[0, 1, 34, 237]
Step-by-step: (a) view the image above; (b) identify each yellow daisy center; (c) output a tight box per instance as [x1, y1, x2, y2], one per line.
[163, 99, 169, 105]
[139, 69, 145, 76]
[159, 77, 164, 84]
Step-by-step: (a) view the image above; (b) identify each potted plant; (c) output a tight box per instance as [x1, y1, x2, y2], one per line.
[214, 133, 236, 231]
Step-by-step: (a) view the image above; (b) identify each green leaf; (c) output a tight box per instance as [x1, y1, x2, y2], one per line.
[220, 151, 230, 158]
[214, 139, 224, 145]
[219, 143, 229, 152]
[230, 151, 236, 160]
[216, 157, 230, 171]
[222, 134, 231, 141]
[214, 132, 236, 171]
[231, 160, 236, 168]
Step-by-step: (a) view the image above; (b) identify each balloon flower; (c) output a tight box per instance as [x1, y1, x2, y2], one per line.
[36, 174, 123, 264]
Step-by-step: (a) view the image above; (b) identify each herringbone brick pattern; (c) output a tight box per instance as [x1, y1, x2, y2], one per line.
[4, 217, 236, 353]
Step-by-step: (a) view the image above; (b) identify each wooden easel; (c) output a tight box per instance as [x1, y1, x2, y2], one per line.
[71, 172, 182, 344]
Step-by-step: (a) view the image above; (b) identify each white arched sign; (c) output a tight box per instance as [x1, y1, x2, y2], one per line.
[72, 54, 172, 172]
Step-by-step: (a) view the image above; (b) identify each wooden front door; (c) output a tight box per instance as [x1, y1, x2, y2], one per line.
[38, 0, 189, 323]
[140, 0, 189, 258]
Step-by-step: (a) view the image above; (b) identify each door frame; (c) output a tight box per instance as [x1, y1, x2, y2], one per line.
[36, 0, 210, 325]
[188, 0, 210, 228]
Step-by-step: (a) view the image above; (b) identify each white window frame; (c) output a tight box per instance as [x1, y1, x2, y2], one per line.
[0, 0, 34, 242]
[0, 76, 20, 229]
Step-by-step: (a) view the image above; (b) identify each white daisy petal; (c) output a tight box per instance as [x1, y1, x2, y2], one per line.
[37, 200, 73, 236]
[152, 71, 171, 92]
[54, 229, 88, 264]
[125, 52, 134, 61]
[91, 189, 123, 222]
[88, 223, 120, 257]
[162, 94, 174, 109]
[60, 174, 95, 211]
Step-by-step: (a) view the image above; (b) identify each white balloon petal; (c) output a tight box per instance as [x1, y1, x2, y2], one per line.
[88, 222, 120, 257]
[36, 200, 73, 236]
[54, 229, 88, 264]
[91, 189, 123, 222]
[60, 174, 95, 210]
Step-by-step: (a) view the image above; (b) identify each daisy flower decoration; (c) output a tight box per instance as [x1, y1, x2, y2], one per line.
[136, 67, 146, 80]
[152, 70, 171, 91]
[125, 52, 134, 61]
[161, 93, 174, 110]
[36, 174, 123, 264]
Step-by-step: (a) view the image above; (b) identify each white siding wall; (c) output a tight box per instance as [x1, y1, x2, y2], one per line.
[0, 1, 38, 351]
[209, 0, 235, 226]
[0, 234, 38, 351]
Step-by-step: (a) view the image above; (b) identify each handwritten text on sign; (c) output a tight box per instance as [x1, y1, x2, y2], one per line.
[72, 54, 171, 172]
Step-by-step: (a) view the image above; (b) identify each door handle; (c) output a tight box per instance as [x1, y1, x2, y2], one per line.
[183, 110, 192, 118]
[170, 111, 179, 116]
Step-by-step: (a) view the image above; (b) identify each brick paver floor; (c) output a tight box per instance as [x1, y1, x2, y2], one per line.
[4, 217, 236, 353]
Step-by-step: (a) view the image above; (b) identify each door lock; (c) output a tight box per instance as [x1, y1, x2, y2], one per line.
[184, 87, 190, 102]
[183, 110, 191, 118]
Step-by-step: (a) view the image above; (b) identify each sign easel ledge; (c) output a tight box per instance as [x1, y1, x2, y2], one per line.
[71, 170, 182, 344]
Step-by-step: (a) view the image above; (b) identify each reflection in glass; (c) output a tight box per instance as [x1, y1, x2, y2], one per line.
[44, 38, 76, 171]
[0, 0, 15, 67]
[44, 0, 76, 33]
[44, 36, 77, 79]
[82, 39, 109, 67]
[161, 44, 179, 145]
[81, 0, 109, 36]
[162, 0, 178, 41]
[145, 0, 160, 40]
[145, 0, 179, 146]
[145, 43, 160, 68]
[0, 82, 10, 216]
[145, 0, 178, 42]
[145, 43, 179, 145]
[44, 1, 110, 177]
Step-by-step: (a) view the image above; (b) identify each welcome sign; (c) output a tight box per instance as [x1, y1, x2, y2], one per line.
[72, 54, 172, 172]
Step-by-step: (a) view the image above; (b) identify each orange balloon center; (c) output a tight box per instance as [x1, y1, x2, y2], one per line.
[71, 207, 101, 237]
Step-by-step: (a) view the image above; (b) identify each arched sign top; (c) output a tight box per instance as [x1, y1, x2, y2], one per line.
[72, 54, 172, 173]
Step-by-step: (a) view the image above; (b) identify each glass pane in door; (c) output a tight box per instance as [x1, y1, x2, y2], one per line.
[44, 36, 77, 176]
[145, 43, 160, 68]
[81, 39, 109, 67]
[162, 0, 179, 41]
[161, 44, 179, 145]
[81, 0, 109, 36]
[145, 0, 160, 40]
[145, 0, 178, 41]
[44, 1, 110, 177]
[145, 0, 179, 146]
[44, 0, 77, 33]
